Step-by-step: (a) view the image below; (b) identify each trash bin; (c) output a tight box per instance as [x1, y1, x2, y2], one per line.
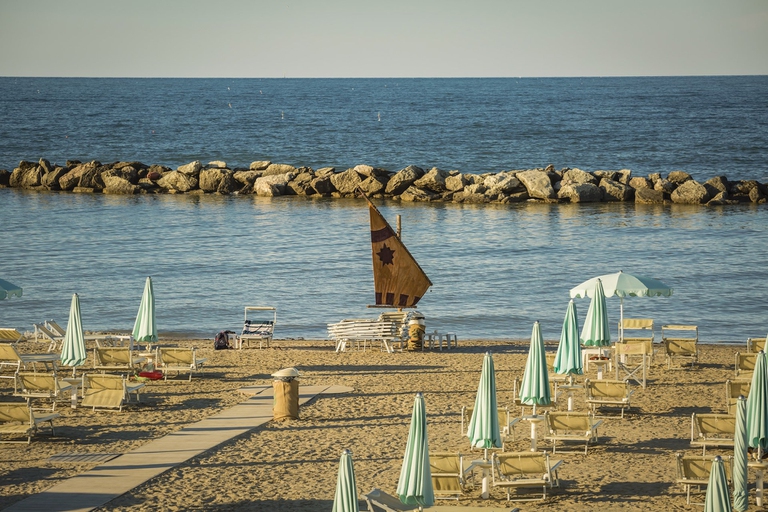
[407, 312, 426, 351]
[272, 367, 300, 420]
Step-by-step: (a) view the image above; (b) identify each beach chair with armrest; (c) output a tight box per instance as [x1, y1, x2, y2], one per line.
[491, 451, 562, 502]
[429, 452, 467, 500]
[662, 325, 698, 369]
[544, 411, 603, 455]
[748, 337, 766, 353]
[0, 402, 59, 444]
[620, 318, 656, 364]
[675, 452, 733, 505]
[461, 405, 520, 449]
[735, 352, 757, 378]
[93, 347, 145, 374]
[725, 379, 751, 414]
[0, 328, 26, 343]
[33, 323, 64, 353]
[157, 347, 207, 381]
[0, 343, 60, 381]
[13, 372, 73, 412]
[584, 379, 634, 418]
[81, 373, 145, 411]
[614, 341, 649, 389]
[237, 306, 276, 349]
[690, 412, 735, 455]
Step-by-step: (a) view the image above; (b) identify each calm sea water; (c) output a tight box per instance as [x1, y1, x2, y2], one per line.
[1, 77, 767, 342]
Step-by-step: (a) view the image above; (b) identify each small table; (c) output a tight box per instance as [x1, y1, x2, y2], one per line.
[558, 384, 582, 411]
[62, 377, 82, 409]
[521, 414, 546, 451]
[749, 460, 768, 506]
[464, 459, 493, 499]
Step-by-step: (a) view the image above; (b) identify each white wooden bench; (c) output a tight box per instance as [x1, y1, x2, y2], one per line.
[327, 319, 402, 353]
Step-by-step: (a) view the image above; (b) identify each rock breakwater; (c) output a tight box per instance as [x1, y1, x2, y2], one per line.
[2, 159, 766, 206]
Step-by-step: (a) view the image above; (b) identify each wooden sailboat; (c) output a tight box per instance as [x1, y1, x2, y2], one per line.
[359, 189, 432, 308]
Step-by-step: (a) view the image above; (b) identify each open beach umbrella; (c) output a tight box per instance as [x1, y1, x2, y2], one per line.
[747, 351, 768, 455]
[60, 293, 86, 377]
[396, 392, 434, 509]
[132, 276, 157, 349]
[570, 270, 673, 341]
[554, 300, 582, 377]
[0, 278, 23, 300]
[733, 396, 748, 512]
[520, 321, 552, 412]
[467, 352, 502, 460]
[704, 456, 732, 512]
[580, 279, 611, 347]
[332, 449, 359, 512]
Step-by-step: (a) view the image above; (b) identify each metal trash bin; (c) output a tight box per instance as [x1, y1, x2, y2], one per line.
[407, 311, 426, 351]
[272, 367, 300, 420]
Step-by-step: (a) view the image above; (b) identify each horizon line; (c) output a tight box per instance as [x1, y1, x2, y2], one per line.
[1, 73, 767, 80]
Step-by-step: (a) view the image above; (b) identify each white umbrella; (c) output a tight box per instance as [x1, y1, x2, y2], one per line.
[60, 293, 86, 378]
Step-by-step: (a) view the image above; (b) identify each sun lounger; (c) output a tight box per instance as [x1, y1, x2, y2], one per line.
[675, 452, 733, 504]
[92, 347, 146, 374]
[328, 319, 401, 353]
[157, 347, 206, 381]
[662, 325, 698, 369]
[430, 452, 467, 500]
[45, 320, 67, 338]
[33, 323, 65, 352]
[0, 328, 26, 343]
[584, 379, 634, 418]
[237, 306, 276, 349]
[690, 412, 735, 455]
[544, 411, 603, 454]
[725, 379, 751, 414]
[748, 337, 766, 353]
[0, 402, 59, 444]
[14, 372, 73, 411]
[735, 352, 757, 378]
[491, 451, 562, 501]
[0, 343, 60, 381]
[81, 373, 145, 411]
[614, 341, 649, 388]
[620, 318, 656, 363]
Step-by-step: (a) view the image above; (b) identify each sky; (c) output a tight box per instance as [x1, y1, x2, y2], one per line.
[0, 0, 766, 77]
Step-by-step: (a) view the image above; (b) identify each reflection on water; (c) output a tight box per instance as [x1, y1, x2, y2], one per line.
[2, 188, 766, 343]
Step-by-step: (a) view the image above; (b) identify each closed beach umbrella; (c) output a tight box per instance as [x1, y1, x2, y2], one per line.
[396, 392, 434, 509]
[60, 293, 86, 377]
[332, 449, 359, 512]
[580, 278, 611, 347]
[132, 276, 157, 349]
[704, 456, 732, 512]
[570, 270, 673, 341]
[467, 352, 502, 459]
[733, 396, 748, 512]
[0, 278, 22, 300]
[520, 321, 551, 411]
[554, 300, 582, 377]
[747, 351, 768, 455]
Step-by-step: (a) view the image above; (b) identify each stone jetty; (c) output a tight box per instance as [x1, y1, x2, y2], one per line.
[1, 158, 766, 206]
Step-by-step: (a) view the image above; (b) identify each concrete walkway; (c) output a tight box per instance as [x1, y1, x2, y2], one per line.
[5, 384, 352, 512]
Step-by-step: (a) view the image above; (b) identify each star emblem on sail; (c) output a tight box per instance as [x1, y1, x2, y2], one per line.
[365, 193, 432, 308]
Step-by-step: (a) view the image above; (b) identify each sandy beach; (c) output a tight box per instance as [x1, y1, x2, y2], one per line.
[0, 338, 757, 511]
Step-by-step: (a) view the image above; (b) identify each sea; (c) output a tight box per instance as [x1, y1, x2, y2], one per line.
[1, 76, 767, 343]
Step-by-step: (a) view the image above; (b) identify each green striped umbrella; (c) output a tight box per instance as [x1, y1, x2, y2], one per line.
[580, 278, 611, 347]
[132, 277, 157, 349]
[467, 352, 502, 460]
[520, 321, 551, 414]
[704, 456, 732, 512]
[747, 351, 768, 454]
[0, 278, 22, 300]
[733, 396, 748, 512]
[60, 293, 86, 377]
[554, 300, 582, 376]
[332, 449, 359, 512]
[397, 392, 434, 509]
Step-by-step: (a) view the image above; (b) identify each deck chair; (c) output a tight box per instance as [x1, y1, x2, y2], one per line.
[675, 452, 733, 504]
[461, 405, 520, 449]
[14, 372, 73, 412]
[0, 402, 59, 444]
[584, 379, 634, 418]
[0, 328, 25, 343]
[620, 318, 656, 364]
[748, 337, 766, 353]
[45, 320, 67, 338]
[33, 323, 64, 352]
[662, 325, 698, 369]
[81, 373, 145, 411]
[614, 341, 649, 388]
[513, 376, 561, 417]
[237, 306, 276, 349]
[725, 379, 751, 414]
[544, 411, 603, 454]
[430, 452, 467, 500]
[157, 347, 206, 381]
[690, 412, 735, 455]
[364, 488, 420, 511]
[93, 347, 145, 373]
[491, 451, 562, 501]
[735, 352, 758, 378]
[0, 343, 60, 381]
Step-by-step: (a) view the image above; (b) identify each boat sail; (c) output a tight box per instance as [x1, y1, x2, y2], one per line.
[360, 190, 432, 308]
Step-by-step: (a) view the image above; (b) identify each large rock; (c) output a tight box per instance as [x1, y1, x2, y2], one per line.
[286, 172, 316, 195]
[199, 168, 234, 192]
[263, 163, 297, 176]
[558, 183, 603, 203]
[413, 167, 450, 193]
[177, 160, 202, 175]
[233, 170, 261, 188]
[330, 168, 363, 195]
[217, 172, 237, 194]
[593, 170, 617, 182]
[749, 186, 766, 204]
[517, 169, 555, 199]
[452, 191, 488, 203]
[635, 188, 665, 204]
[562, 168, 596, 185]
[667, 170, 692, 184]
[359, 175, 386, 196]
[103, 175, 139, 194]
[253, 173, 291, 196]
[39, 158, 53, 174]
[0, 169, 10, 186]
[41, 167, 67, 190]
[654, 178, 676, 195]
[9, 165, 43, 188]
[671, 180, 710, 204]
[249, 160, 271, 171]
[615, 169, 632, 185]
[629, 177, 652, 190]
[445, 173, 468, 192]
[157, 170, 198, 192]
[311, 176, 333, 195]
[600, 178, 634, 202]
[59, 161, 99, 191]
[730, 180, 759, 196]
[206, 160, 227, 169]
[79, 165, 106, 190]
[315, 167, 336, 177]
[484, 172, 521, 194]
[385, 165, 423, 195]
[102, 166, 139, 184]
[399, 185, 437, 202]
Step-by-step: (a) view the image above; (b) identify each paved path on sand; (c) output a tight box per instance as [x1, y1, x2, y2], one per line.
[5, 384, 352, 512]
